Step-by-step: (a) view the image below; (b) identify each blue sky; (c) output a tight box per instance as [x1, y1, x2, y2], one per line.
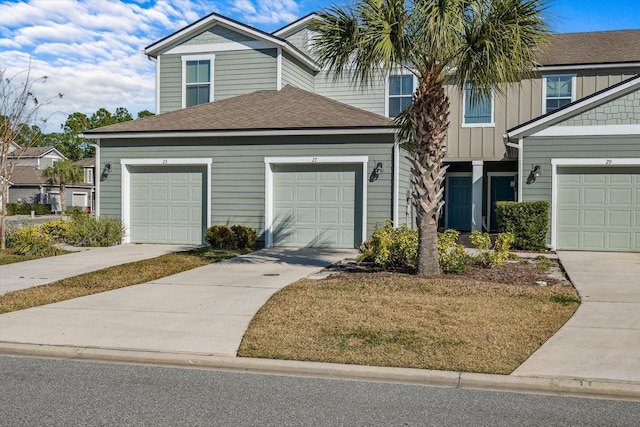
[0, 0, 638, 132]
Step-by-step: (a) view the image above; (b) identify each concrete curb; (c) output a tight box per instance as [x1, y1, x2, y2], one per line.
[1, 342, 639, 401]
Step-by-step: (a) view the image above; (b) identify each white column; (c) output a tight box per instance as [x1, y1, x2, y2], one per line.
[472, 160, 484, 231]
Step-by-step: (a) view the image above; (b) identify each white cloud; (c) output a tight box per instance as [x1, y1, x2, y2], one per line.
[232, 0, 300, 25]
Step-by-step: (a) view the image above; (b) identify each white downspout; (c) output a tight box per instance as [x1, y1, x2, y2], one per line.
[88, 141, 100, 217]
[392, 139, 400, 226]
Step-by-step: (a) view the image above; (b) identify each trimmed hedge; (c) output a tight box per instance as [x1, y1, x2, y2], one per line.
[6, 203, 51, 216]
[495, 201, 549, 251]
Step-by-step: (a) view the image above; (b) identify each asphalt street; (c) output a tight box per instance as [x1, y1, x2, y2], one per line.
[1, 356, 638, 426]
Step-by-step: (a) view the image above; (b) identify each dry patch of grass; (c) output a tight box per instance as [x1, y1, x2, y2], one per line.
[0, 251, 38, 265]
[238, 273, 579, 374]
[0, 247, 247, 314]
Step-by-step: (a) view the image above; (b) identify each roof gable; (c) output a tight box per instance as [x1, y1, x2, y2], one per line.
[507, 74, 640, 140]
[144, 12, 319, 71]
[84, 85, 394, 137]
[272, 13, 318, 38]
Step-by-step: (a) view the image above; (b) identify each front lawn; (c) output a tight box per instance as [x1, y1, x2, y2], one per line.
[238, 258, 579, 375]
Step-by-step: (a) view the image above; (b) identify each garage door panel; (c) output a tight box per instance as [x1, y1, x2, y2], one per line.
[273, 164, 361, 248]
[557, 168, 639, 251]
[130, 166, 205, 245]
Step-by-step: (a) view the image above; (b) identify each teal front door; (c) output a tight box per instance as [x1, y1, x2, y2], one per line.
[446, 176, 472, 230]
[490, 175, 516, 231]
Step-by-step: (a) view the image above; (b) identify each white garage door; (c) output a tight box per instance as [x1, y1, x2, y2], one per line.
[557, 167, 640, 251]
[273, 164, 362, 248]
[130, 166, 205, 244]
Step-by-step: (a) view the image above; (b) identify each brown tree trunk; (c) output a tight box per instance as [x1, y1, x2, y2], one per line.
[409, 69, 450, 276]
[60, 182, 66, 215]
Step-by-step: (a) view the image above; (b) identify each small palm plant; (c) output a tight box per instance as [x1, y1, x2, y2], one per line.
[42, 159, 84, 215]
[313, 0, 549, 275]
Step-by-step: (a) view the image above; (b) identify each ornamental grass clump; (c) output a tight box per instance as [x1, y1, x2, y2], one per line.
[65, 213, 124, 247]
[7, 225, 60, 257]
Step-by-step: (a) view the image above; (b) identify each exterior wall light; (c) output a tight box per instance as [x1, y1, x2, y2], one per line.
[369, 162, 383, 182]
[527, 165, 541, 184]
[101, 163, 111, 181]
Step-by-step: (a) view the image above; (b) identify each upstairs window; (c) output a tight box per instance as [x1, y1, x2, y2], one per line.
[388, 74, 413, 118]
[86, 168, 93, 184]
[463, 84, 494, 126]
[544, 75, 574, 114]
[182, 55, 214, 108]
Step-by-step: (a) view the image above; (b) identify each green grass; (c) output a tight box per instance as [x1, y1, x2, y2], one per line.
[0, 250, 40, 265]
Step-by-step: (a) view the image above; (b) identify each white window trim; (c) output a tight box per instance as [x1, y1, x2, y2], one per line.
[486, 172, 518, 231]
[549, 157, 640, 251]
[542, 74, 576, 115]
[444, 172, 473, 229]
[385, 71, 416, 118]
[462, 85, 495, 128]
[86, 168, 93, 184]
[263, 156, 369, 247]
[181, 54, 215, 108]
[120, 158, 213, 244]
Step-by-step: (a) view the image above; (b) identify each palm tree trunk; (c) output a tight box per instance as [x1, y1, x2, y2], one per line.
[60, 183, 66, 215]
[409, 69, 450, 276]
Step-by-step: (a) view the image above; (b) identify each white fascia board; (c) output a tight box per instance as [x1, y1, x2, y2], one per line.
[536, 62, 640, 72]
[533, 124, 640, 137]
[146, 14, 319, 71]
[84, 128, 397, 140]
[272, 14, 319, 38]
[507, 76, 640, 140]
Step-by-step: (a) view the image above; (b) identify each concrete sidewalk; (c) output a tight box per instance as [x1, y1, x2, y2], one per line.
[0, 248, 356, 357]
[0, 244, 195, 295]
[513, 251, 640, 383]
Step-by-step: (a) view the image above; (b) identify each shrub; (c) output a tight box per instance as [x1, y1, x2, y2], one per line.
[496, 201, 549, 251]
[65, 213, 124, 247]
[359, 220, 418, 269]
[469, 230, 515, 267]
[205, 225, 237, 249]
[6, 203, 51, 216]
[230, 225, 257, 248]
[437, 229, 468, 274]
[6, 225, 59, 256]
[41, 219, 71, 242]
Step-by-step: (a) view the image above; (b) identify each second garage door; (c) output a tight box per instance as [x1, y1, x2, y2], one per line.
[130, 166, 206, 245]
[556, 167, 640, 251]
[272, 164, 362, 248]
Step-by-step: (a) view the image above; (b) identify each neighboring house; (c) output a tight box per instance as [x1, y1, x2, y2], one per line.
[4, 143, 96, 212]
[83, 12, 640, 251]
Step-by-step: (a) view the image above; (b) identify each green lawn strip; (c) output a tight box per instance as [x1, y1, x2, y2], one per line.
[238, 273, 579, 375]
[0, 252, 39, 265]
[0, 247, 249, 314]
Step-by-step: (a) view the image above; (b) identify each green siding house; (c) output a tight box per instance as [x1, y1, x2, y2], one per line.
[84, 12, 640, 251]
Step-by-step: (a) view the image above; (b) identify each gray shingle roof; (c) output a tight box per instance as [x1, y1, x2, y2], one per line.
[9, 167, 47, 185]
[8, 147, 55, 158]
[540, 30, 640, 66]
[84, 85, 395, 135]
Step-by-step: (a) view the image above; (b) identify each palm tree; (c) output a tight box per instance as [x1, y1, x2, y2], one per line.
[42, 159, 83, 215]
[313, 0, 548, 275]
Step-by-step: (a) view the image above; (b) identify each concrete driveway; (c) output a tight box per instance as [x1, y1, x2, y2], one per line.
[0, 248, 356, 357]
[1, 244, 196, 295]
[513, 251, 640, 382]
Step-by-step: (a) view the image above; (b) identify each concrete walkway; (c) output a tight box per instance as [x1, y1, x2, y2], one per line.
[1, 244, 195, 295]
[0, 248, 356, 357]
[513, 251, 640, 383]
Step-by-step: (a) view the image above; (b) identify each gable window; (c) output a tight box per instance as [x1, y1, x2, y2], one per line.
[544, 75, 575, 114]
[463, 84, 494, 126]
[388, 74, 413, 118]
[182, 55, 214, 108]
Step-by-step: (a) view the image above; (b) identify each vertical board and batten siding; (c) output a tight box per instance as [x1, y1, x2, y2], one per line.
[445, 69, 639, 162]
[99, 134, 395, 244]
[314, 70, 386, 117]
[281, 52, 315, 91]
